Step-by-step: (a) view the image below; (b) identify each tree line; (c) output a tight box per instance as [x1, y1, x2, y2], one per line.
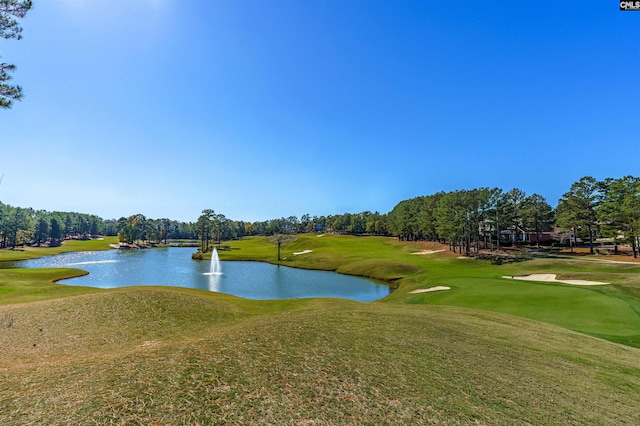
[556, 176, 640, 257]
[193, 175, 638, 259]
[193, 210, 389, 253]
[386, 188, 554, 255]
[0, 204, 101, 248]
[2, 175, 638, 258]
[0, 204, 196, 248]
[385, 175, 640, 258]
[248, 211, 387, 236]
[107, 215, 197, 245]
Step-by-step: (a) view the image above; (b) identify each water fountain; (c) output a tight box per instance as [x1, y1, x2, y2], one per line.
[204, 247, 222, 275]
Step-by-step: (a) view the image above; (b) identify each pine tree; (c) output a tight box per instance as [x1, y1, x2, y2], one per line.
[1, 0, 32, 108]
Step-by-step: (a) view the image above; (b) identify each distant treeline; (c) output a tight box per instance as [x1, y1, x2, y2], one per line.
[193, 210, 388, 253]
[2, 175, 638, 257]
[0, 206, 197, 248]
[0, 207, 101, 248]
[193, 175, 639, 258]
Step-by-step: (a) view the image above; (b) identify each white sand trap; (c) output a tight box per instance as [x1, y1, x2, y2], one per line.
[293, 249, 313, 256]
[409, 286, 451, 294]
[503, 274, 609, 286]
[410, 249, 445, 255]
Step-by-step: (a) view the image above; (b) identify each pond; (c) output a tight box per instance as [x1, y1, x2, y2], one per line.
[10, 248, 390, 302]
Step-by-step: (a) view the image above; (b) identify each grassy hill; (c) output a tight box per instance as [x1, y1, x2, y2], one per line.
[1, 235, 639, 424]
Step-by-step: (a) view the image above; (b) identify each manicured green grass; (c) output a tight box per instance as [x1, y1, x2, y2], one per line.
[216, 235, 640, 347]
[0, 268, 101, 305]
[0, 236, 118, 261]
[387, 255, 640, 346]
[1, 234, 640, 424]
[220, 234, 423, 281]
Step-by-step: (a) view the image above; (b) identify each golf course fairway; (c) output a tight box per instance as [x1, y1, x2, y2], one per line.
[1, 235, 639, 425]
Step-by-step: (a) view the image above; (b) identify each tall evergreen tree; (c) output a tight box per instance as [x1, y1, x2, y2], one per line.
[503, 188, 527, 245]
[50, 217, 62, 243]
[1, 0, 32, 108]
[598, 176, 640, 258]
[488, 188, 505, 250]
[418, 193, 444, 241]
[556, 176, 601, 253]
[523, 194, 554, 248]
[34, 216, 49, 246]
[196, 209, 215, 252]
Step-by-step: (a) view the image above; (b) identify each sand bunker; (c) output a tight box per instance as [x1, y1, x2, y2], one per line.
[409, 286, 451, 294]
[503, 274, 609, 286]
[293, 250, 313, 256]
[410, 250, 445, 255]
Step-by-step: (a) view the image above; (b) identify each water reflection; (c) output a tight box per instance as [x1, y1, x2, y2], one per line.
[207, 273, 222, 293]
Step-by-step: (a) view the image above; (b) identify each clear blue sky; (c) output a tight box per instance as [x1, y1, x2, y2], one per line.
[1, 0, 638, 223]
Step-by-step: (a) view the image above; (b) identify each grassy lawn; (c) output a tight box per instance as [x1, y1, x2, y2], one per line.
[0, 236, 118, 261]
[1, 234, 640, 424]
[217, 234, 640, 347]
[1, 288, 639, 425]
[0, 267, 112, 306]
